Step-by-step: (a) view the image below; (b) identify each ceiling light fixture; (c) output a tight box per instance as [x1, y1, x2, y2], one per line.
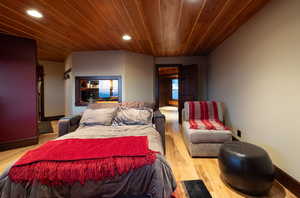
[26, 9, 43, 18]
[122, 34, 132, 41]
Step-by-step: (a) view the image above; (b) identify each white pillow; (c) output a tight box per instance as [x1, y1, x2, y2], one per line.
[114, 107, 153, 125]
[80, 108, 117, 126]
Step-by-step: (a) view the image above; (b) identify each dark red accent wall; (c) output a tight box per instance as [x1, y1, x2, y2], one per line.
[0, 33, 37, 143]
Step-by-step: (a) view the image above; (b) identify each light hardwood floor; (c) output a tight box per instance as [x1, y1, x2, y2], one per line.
[161, 106, 297, 198]
[0, 122, 59, 173]
[0, 111, 297, 198]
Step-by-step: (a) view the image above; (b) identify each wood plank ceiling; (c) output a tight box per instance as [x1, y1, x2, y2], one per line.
[0, 0, 269, 61]
[159, 67, 179, 76]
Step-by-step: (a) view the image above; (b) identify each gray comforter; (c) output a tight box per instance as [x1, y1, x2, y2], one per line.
[0, 125, 176, 198]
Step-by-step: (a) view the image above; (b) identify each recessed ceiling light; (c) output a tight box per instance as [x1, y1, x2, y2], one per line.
[26, 9, 43, 18]
[122, 34, 132, 41]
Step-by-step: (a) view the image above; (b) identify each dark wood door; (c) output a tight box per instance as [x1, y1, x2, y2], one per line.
[0, 34, 38, 149]
[179, 64, 199, 123]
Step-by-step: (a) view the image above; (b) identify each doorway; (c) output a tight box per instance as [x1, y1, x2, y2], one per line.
[155, 64, 199, 123]
[157, 66, 179, 108]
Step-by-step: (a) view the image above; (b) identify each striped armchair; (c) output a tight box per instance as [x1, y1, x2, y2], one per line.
[182, 101, 232, 157]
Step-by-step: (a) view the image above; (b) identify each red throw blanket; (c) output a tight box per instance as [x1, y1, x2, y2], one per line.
[188, 101, 229, 130]
[189, 119, 228, 130]
[9, 136, 156, 185]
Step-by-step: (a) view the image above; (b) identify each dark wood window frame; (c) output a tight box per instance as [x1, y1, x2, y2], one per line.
[75, 76, 122, 106]
[171, 78, 179, 101]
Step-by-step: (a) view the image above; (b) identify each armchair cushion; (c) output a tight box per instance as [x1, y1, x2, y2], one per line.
[189, 119, 228, 130]
[183, 121, 231, 144]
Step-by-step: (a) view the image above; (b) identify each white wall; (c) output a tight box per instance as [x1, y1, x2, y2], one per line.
[124, 51, 154, 102]
[71, 51, 125, 114]
[155, 56, 208, 100]
[208, 0, 300, 180]
[65, 51, 154, 115]
[39, 60, 65, 117]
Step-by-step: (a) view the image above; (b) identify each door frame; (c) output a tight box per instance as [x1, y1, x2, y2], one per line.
[154, 64, 182, 109]
[37, 65, 45, 121]
[178, 64, 199, 123]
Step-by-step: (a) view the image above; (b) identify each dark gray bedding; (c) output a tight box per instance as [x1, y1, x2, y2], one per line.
[0, 125, 176, 198]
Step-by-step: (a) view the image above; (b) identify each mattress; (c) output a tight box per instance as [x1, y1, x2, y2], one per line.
[0, 124, 176, 198]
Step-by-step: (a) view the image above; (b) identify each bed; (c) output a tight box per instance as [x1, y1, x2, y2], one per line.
[0, 102, 176, 198]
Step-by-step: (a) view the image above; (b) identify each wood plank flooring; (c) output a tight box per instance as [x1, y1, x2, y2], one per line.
[0, 112, 297, 198]
[0, 121, 58, 173]
[161, 106, 297, 198]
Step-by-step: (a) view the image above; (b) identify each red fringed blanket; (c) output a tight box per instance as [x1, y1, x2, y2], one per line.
[188, 101, 229, 130]
[9, 136, 157, 185]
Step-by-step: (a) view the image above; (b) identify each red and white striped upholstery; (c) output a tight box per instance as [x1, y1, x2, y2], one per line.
[184, 101, 229, 130]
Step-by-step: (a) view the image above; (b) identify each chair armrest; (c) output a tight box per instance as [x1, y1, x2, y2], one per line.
[182, 108, 186, 121]
[153, 110, 166, 154]
[58, 115, 82, 137]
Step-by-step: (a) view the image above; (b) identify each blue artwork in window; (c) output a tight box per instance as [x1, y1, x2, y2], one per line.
[172, 79, 179, 100]
[99, 80, 118, 98]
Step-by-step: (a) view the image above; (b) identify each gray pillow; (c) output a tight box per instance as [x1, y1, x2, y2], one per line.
[114, 107, 153, 125]
[80, 107, 117, 126]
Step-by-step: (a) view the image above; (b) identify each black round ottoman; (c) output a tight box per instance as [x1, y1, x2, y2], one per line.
[218, 141, 274, 196]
